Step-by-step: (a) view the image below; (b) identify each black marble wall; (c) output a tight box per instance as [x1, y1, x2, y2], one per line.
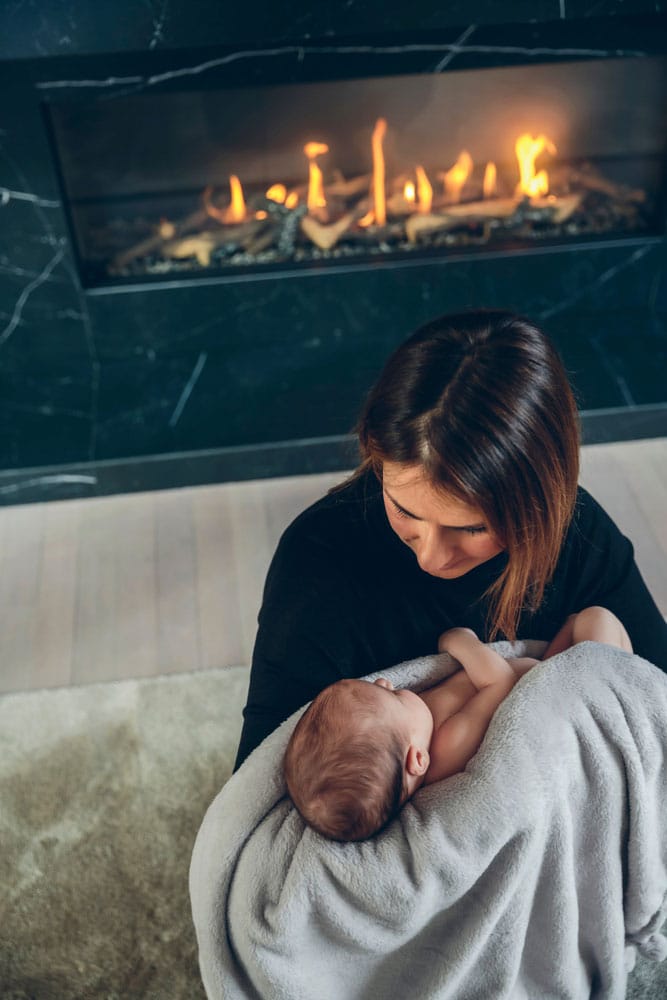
[0, 2, 666, 503]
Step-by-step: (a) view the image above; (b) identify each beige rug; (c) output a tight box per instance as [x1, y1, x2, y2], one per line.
[0, 667, 249, 1000]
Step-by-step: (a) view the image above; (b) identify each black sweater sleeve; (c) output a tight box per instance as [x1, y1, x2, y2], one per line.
[233, 520, 368, 770]
[557, 488, 667, 671]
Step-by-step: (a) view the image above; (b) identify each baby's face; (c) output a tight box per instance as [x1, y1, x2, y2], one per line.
[355, 677, 434, 749]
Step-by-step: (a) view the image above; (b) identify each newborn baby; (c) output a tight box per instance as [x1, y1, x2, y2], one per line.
[284, 606, 631, 841]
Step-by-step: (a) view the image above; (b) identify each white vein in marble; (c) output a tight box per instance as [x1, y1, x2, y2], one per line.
[36, 76, 143, 90]
[169, 351, 208, 427]
[0, 245, 66, 347]
[538, 244, 657, 321]
[590, 335, 637, 406]
[149, 0, 170, 50]
[34, 38, 648, 93]
[0, 474, 98, 497]
[0, 187, 60, 209]
[433, 25, 477, 72]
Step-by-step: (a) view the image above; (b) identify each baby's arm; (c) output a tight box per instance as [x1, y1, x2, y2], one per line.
[424, 629, 530, 783]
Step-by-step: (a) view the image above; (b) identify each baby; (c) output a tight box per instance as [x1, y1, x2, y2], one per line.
[284, 606, 632, 842]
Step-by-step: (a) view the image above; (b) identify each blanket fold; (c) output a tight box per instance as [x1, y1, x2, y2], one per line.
[190, 641, 667, 999]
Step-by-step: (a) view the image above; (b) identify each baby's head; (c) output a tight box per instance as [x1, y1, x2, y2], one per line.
[284, 677, 433, 842]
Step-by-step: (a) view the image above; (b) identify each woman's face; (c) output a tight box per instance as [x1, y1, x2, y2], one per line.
[382, 461, 504, 579]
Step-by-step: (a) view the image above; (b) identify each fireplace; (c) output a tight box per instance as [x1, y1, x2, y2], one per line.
[0, 5, 666, 504]
[47, 55, 666, 287]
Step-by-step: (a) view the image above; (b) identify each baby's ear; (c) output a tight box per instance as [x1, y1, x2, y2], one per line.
[406, 744, 429, 777]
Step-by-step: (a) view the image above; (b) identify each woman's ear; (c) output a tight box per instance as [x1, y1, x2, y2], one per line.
[405, 744, 430, 777]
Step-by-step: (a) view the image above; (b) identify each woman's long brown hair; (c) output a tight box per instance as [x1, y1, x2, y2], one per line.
[352, 309, 580, 641]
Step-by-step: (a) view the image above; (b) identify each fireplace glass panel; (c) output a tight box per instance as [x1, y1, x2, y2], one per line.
[46, 56, 667, 287]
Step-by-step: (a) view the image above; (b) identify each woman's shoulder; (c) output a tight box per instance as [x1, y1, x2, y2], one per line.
[571, 485, 624, 540]
[260, 469, 389, 618]
[280, 468, 383, 553]
[560, 484, 630, 571]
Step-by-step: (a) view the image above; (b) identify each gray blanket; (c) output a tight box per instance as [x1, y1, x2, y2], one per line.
[190, 641, 667, 999]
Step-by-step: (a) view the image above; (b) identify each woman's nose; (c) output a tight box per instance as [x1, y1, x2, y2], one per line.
[416, 528, 454, 574]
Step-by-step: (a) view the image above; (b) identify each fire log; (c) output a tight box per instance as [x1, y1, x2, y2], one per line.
[527, 192, 584, 223]
[300, 211, 356, 250]
[405, 198, 519, 242]
[326, 174, 372, 199]
[163, 219, 266, 267]
[110, 206, 211, 272]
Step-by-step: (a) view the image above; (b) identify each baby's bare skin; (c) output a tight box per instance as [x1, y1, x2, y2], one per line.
[418, 634, 538, 782]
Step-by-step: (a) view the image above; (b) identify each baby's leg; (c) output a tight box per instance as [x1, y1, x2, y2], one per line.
[506, 656, 540, 679]
[570, 606, 633, 652]
[543, 605, 632, 660]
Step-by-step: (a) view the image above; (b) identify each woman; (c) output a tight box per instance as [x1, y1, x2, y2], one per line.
[234, 309, 667, 769]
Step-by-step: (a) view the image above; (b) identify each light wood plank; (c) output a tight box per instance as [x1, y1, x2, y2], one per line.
[0, 504, 43, 692]
[227, 480, 273, 666]
[155, 489, 201, 675]
[32, 499, 80, 689]
[193, 485, 245, 670]
[71, 495, 119, 684]
[113, 491, 159, 679]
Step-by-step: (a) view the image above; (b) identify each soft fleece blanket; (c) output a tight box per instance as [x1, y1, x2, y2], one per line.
[190, 641, 667, 999]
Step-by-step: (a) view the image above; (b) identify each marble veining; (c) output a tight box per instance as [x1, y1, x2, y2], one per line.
[433, 25, 478, 72]
[538, 244, 656, 320]
[0, 187, 60, 209]
[0, 244, 66, 346]
[0, 474, 98, 497]
[590, 334, 637, 407]
[148, 0, 171, 51]
[35, 38, 649, 95]
[169, 351, 208, 427]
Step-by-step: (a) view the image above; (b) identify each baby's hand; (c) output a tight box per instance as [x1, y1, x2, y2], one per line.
[438, 627, 477, 653]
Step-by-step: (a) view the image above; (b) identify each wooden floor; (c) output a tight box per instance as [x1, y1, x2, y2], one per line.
[1, 437, 666, 695]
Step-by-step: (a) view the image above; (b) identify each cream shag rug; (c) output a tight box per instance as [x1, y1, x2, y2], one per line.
[1, 667, 662, 999]
[0, 667, 249, 1000]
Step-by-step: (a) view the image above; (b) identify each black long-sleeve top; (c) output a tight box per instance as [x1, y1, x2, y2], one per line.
[234, 472, 667, 770]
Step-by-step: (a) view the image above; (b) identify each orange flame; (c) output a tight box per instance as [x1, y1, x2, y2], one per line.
[224, 175, 246, 223]
[371, 118, 387, 226]
[285, 190, 299, 209]
[415, 165, 432, 214]
[304, 141, 329, 211]
[403, 180, 416, 203]
[515, 134, 556, 197]
[440, 150, 473, 203]
[483, 162, 497, 199]
[266, 183, 287, 204]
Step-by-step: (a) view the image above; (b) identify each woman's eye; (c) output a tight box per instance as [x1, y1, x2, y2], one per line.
[391, 502, 408, 518]
[464, 526, 487, 535]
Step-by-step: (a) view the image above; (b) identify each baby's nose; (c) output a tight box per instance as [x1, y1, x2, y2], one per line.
[374, 677, 393, 690]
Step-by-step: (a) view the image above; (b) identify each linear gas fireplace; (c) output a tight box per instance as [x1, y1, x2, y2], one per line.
[47, 55, 667, 288]
[2, 4, 667, 504]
